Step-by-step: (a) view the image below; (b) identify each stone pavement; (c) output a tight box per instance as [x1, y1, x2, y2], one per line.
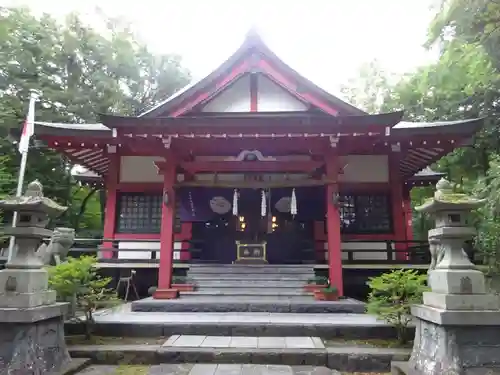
[164, 336, 325, 349]
[77, 364, 339, 374]
[93, 303, 381, 326]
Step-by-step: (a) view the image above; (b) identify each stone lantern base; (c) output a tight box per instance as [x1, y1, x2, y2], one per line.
[392, 304, 500, 375]
[0, 303, 70, 373]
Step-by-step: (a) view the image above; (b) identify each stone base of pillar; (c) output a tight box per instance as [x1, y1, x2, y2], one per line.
[0, 303, 70, 373]
[393, 304, 500, 375]
[153, 288, 179, 299]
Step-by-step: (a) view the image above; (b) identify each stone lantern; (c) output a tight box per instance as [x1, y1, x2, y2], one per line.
[419, 178, 494, 306]
[0, 180, 70, 373]
[394, 178, 500, 375]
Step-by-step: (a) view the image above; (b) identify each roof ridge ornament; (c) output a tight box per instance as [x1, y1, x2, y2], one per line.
[245, 26, 262, 42]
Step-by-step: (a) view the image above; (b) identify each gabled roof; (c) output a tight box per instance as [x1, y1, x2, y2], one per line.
[139, 29, 366, 118]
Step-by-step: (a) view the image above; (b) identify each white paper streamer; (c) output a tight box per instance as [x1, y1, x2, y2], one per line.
[261, 189, 266, 217]
[291, 188, 297, 216]
[232, 189, 238, 216]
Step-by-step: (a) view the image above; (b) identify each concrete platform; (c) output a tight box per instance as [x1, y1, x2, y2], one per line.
[65, 304, 409, 340]
[74, 364, 340, 374]
[131, 296, 366, 314]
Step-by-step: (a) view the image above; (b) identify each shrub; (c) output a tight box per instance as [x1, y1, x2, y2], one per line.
[172, 275, 193, 284]
[47, 255, 119, 339]
[322, 285, 338, 294]
[366, 269, 427, 344]
[307, 276, 328, 285]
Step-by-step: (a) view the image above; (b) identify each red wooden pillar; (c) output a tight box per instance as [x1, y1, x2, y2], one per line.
[403, 186, 414, 243]
[389, 155, 406, 260]
[325, 154, 343, 296]
[101, 152, 119, 259]
[154, 158, 179, 299]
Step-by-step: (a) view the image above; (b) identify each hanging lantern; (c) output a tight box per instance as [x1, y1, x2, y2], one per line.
[291, 188, 297, 216]
[232, 189, 238, 216]
[261, 189, 266, 217]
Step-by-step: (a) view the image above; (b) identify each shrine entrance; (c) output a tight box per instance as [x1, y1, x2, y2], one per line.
[190, 187, 318, 265]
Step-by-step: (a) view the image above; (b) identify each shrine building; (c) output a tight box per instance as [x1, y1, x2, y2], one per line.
[35, 31, 484, 298]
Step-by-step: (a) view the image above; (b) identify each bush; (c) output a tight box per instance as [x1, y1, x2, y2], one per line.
[172, 275, 193, 284]
[47, 255, 119, 339]
[307, 276, 328, 285]
[366, 269, 427, 344]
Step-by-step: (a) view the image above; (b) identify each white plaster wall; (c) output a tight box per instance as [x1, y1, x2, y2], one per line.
[257, 75, 307, 112]
[324, 242, 393, 261]
[342, 241, 392, 261]
[202, 75, 251, 112]
[120, 156, 164, 183]
[338, 155, 389, 183]
[117, 241, 182, 260]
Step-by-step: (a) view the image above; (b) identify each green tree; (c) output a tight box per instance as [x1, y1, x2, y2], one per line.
[48, 256, 118, 338]
[367, 270, 428, 345]
[428, 0, 500, 70]
[0, 7, 190, 233]
[340, 60, 399, 114]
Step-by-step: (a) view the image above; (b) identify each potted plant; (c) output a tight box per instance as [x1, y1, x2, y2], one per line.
[314, 285, 339, 301]
[172, 275, 196, 292]
[304, 276, 328, 293]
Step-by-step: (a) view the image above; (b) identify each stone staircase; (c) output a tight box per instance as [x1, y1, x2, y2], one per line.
[132, 263, 365, 312]
[186, 264, 314, 297]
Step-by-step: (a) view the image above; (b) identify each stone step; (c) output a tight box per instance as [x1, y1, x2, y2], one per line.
[130, 298, 366, 314]
[189, 275, 312, 281]
[194, 280, 307, 288]
[183, 289, 308, 296]
[164, 335, 325, 349]
[189, 266, 314, 275]
[187, 270, 314, 280]
[74, 364, 341, 375]
[190, 264, 313, 268]
[68, 344, 410, 372]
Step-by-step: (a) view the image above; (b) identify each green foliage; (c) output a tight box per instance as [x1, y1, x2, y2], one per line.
[171, 275, 193, 284]
[0, 155, 15, 245]
[366, 270, 427, 344]
[428, 0, 500, 70]
[322, 285, 338, 294]
[47, 256, 119, 338]
[307, 276, 328, 285]
[0, 6, 190, 234]
[473, 156, 500, 274]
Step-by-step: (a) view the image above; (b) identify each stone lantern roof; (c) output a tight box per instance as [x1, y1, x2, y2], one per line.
[0, 180, 67, 217]
[416, 178, 486, 213]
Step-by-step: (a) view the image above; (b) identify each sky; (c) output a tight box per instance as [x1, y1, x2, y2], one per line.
[3, 0, 440, 95]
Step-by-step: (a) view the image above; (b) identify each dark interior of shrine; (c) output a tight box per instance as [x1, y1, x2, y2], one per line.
[115, 185, 394, 264]
[189, 188, 320, 264]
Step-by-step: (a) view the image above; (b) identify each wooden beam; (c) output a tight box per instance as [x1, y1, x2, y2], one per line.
[175, 178, 337, 189]
[178, 160, 324, 174]
[250, 73, 258, 112]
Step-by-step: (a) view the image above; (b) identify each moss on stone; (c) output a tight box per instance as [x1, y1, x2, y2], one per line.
[65, 335, 166, 345]
[325, 338, 413, 349]
[114, 365, 149, 375]
[422, 193, 481, 206]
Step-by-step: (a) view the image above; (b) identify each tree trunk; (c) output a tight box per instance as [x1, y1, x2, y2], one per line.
[74, 188, 97, 232]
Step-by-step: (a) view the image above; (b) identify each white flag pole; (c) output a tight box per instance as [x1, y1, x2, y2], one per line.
[7, 93, 37, 263]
